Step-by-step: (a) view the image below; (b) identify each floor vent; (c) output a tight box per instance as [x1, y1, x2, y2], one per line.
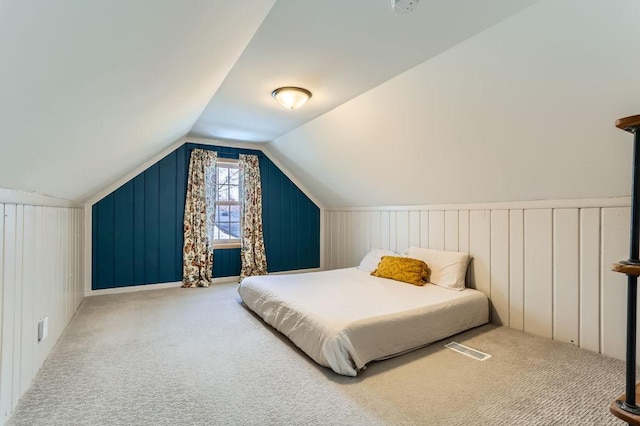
[445, 342, 491, 361]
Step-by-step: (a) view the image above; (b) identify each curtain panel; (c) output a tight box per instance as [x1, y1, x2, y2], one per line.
[182, 149, 217, 287]
[239, 154, 268, 279]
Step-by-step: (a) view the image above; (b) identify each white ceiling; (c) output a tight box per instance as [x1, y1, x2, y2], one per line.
[190, 0, 539, 142]
[0, 0, 275, 201]
[269, 0, 640, 207]
[0, 0, 540, 202]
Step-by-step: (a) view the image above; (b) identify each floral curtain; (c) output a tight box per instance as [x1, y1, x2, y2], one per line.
[182, 149, 217, 288]
[239, 154, 268, 279]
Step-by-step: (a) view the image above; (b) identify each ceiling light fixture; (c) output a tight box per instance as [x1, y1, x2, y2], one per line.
[391, 0, 419, 14]
[272, 87, 312, 110]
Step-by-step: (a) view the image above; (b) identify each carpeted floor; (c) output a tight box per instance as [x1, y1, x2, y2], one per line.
[7, 283, 628, 425]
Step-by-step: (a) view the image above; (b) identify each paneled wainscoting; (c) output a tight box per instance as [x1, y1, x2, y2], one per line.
[0, 204, 84, 425]
[325, 198, 633, 362]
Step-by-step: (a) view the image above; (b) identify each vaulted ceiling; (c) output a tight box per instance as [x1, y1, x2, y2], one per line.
[0, 0, 537, 202]
[190, 0, 539, 142]
[1, 0, 637, 207]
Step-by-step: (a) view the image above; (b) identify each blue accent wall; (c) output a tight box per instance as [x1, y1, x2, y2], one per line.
[92, 143, 321, 290]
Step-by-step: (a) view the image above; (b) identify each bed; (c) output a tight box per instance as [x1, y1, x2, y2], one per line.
[238, 248, 489, 376]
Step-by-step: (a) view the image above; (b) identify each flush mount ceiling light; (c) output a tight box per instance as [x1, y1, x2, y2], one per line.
[391, 0, 419, 14]
[272, 87, 312, 110]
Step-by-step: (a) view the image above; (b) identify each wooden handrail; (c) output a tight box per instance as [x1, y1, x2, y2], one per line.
[611, 383, 640, 425]
[616, 115, 640, 133]
[613, 263, 640, 276]
[610, 113, 640, 422]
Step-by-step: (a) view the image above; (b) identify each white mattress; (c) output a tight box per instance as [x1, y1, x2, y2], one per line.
[238, 268, 488, 376]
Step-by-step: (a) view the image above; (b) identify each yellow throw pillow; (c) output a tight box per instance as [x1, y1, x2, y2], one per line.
[371, 256, 429, 286]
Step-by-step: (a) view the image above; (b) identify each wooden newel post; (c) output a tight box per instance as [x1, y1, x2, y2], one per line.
[611, 114, 640, 424]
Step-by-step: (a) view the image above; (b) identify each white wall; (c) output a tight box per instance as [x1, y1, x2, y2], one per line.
[326, 197, 634, 362]
[0, 192, 84, 425]
[270, 0, 640, 207]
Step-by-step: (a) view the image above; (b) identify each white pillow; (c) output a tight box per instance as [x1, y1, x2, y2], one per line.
[358, 248, 398, 273]
[404, 247, 470, 291]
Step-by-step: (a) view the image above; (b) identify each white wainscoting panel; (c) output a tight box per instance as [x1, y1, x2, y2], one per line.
[458, 210, 470, 254]
[444, 210, 459, 252]
[380, 211, 390, 252]
[579, 208, 601, 353]
[469, 210, 491, 295]
[396, 211, 410, 255]
[371, 211, 381, 253]
[428, 211, 445, 250]
[509, 209, 525, 331]
[553, 209, 579, 345]
[490, 210, 509, 326]
[0, 204, 84, 425]
[600, 207, 629, 360]
[409, 211, 420, 249]
[389, 211, 397, 253]
[325, 198, 632, 362]
[523, 209, 553, 339]
[419, 211, 429, 248]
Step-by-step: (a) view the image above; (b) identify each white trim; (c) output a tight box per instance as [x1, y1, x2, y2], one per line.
[85, 281, 182, 296]
[185, 136, 270, 151]
[84, 269, 326, 297]
[85, 136, 188, 206]
[187, 136, 326, 210]
[260, 145, 325, 210]
[84, 204, 92, 296]
[83, 136, 326, 293]
[213, 242, 241, 249]
[319, 208, 326, 270]
[84, 276, 241, 296]
[190, 138, 326, 270]
[84, 135, 185, 294]
[85, 135, 325, 211]
[217, 157, 240, 165]
[0, 187, 83, 208]
[268, 267, 323, 275]
[326, 196, 631, 212]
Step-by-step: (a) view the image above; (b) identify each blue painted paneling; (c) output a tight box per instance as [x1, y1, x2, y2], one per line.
[114, 181, 134, 286]
[133, 175, 146, 285]
[175, 145, 186, 280]
[91, 204, 99, 288]
[143, 163, 160, 285]
[92, 143, 320, 289]
[95, 194, 115, 289]
[213, 248, 242, 278]
[264, 160, 282, 270]
[158, 152, 177, 282]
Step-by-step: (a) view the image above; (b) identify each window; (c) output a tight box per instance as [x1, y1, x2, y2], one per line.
[213, 159, 242, 248]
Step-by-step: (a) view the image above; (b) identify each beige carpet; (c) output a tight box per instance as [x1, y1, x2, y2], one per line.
[7, 283, 628, 425]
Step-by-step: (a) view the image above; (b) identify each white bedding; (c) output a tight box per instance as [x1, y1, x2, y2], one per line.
[238, 268, 488, 376]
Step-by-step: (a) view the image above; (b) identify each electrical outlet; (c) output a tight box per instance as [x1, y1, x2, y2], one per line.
[37, 317, 49, 342]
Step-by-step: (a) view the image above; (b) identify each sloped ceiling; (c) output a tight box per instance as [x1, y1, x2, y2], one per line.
[0, 0, 275, 201]
[0, 0, 539, 202]
[269, 0, 640, 207]
[3, 0, 637, 208]
[190, 0, 539, 142]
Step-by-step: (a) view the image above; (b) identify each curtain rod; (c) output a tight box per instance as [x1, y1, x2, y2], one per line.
[186, 146, 264, 159]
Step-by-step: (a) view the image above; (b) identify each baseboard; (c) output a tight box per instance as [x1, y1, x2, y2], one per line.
[85, 277, 242, 296]
[85, 281, 183, 296]
[84, 269, 324, 296]
[268, 267, 323, 275]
